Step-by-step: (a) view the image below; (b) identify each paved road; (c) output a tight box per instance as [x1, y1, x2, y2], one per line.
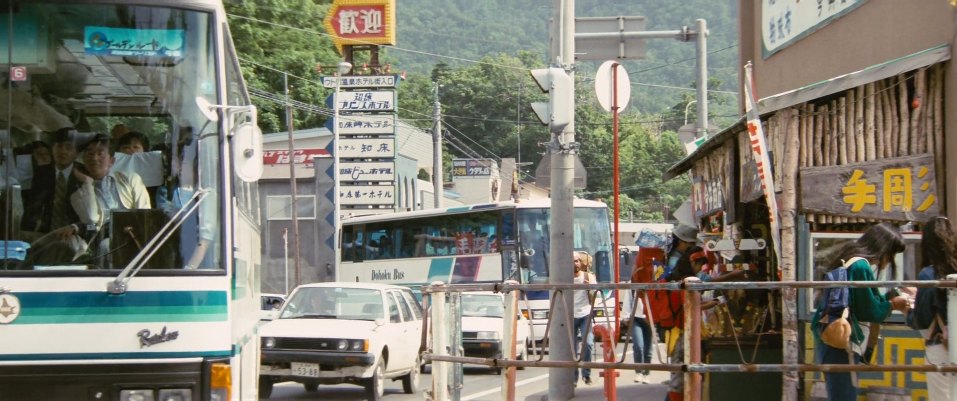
[264, 343, 670, 401]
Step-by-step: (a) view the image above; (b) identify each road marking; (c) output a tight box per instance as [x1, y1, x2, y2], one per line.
[461, 373, 549, 401]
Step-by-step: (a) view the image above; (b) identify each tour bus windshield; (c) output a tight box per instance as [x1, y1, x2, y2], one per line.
[516, 207, 613, 283]
[0, 3, 223, 272]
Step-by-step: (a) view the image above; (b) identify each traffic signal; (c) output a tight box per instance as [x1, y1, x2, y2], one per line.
[529, 67, 573, 135]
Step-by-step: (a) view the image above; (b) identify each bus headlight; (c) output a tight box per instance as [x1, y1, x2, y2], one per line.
[158, 389, 192, 401]
[120, 389, 155, 401]
[531, 310, 548, 320]
[262, 337, 276, 349]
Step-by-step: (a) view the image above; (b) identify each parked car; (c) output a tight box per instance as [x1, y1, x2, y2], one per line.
[461, 292, 532, 374]
[260, 293, 286, 321]
[259, 282, 424, 400]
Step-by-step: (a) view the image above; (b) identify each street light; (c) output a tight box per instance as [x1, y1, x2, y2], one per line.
[332, 61, 352, 281]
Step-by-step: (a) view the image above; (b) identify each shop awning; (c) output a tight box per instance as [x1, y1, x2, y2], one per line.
[663, 44, 951, 182]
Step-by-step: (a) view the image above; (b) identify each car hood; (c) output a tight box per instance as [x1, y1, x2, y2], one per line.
[260, 317, 382, 338]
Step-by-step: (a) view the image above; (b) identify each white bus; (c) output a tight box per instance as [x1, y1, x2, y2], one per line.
[0, 1, 263, 400]
[338, 198, 614, 343]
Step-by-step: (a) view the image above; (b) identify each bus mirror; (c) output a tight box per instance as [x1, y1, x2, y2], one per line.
[232, 120, 263, 182]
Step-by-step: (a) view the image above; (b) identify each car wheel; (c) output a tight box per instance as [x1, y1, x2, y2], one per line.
[365, 357, 385, 401]
[401, 355, 421, 394]
[258, 377, 273, 399]
[303, 382, 318, 392]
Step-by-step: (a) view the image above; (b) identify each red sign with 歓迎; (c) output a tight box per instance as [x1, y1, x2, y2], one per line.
[323, 0, 396, 53]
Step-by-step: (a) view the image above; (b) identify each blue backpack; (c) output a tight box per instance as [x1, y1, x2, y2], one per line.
[907, 266, 942, 330]
[820, 265, 851, 323]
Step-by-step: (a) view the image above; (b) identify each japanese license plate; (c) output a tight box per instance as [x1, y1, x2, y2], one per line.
[290, 362, 320, 377]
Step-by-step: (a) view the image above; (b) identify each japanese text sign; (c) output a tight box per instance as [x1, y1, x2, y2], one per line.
[762, 0, 867, 58]
[338, 137, 395, 158]
[329, 90, 396, 112]
[84, 27, 184, 58]
[340, 185, 395, 205]
[263, 149, 328, 165]
[339, 161, 395, 183]
[799, 153, 939, 222]
[323, 0, 396, 53]
[692, 175, 726, 218]
[322, 75, 398, 89]
[452, 159, 494, 177]
[333, 114, 395, 135]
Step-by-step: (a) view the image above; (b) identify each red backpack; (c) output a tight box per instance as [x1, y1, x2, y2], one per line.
[633, 247, 683, 329]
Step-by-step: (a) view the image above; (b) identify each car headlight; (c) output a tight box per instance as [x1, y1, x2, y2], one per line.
[475, 331, 501, 340]
[337, 339, 349, 350]
[262, 337, 276, 349]
[158, 389, 192, 401]
[350, 339, 367, 351]
[120, 389, 155, 401]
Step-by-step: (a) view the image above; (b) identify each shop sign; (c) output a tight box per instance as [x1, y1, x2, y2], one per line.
[762, 0, 867, 57]
[740, 159, 765, 203]
[340, 185, 395, 205]
[452, 159, 494, 177]
[263, 149, 328, 165]
[323, 0, 396, 52]
[339, 137, 395, 158]
[692, 175, 725, 218]
[339, 161, 395, 183]
[800, 153, 939, 221]
[332, 114, 395, 135]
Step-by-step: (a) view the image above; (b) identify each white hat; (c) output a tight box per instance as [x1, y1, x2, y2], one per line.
[673, 224, 699, 243]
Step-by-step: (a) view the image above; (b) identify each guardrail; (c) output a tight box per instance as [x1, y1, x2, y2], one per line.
[421, 276, 957, 401]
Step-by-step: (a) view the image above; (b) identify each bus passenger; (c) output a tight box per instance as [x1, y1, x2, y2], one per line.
[117, 131, 150, 155]
[21, 130, 81, 239]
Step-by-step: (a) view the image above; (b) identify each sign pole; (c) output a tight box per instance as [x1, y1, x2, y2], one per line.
[612, 62, 621, 340]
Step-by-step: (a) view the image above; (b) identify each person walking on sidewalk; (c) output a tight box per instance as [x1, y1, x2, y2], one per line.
[630, 264, 653, 384]
[573, 251, 596, 386]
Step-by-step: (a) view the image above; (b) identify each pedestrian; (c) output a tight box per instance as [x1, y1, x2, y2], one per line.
[915, 216, 957, 401]
[572, 251, 596, 386]
[811, 222, 911, 401]
[629, 265, 652, 383]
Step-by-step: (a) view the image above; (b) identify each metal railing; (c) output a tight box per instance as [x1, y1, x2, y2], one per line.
[421, 276, 957, 401]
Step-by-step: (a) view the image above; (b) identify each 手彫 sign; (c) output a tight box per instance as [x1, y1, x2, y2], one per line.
[800, 153, 939, 221]
[323, 0, 396, 53]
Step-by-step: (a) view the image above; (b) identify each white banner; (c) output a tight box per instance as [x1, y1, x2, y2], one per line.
[339, 137, 395, 158]
[339, 161, 395, 183]
[743, 62, 783, 268]
[762, 0, 866, 56]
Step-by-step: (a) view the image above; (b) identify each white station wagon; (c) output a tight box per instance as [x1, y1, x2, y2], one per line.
[259, 282, 424, 400]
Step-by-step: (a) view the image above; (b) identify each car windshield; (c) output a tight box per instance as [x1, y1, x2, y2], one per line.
[280, 287, 383, 321]
[462, 294, 504, 318]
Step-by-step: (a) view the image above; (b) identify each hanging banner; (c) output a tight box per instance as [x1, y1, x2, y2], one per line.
[800, 153, 939, 221]
[743, 63, 783, 268]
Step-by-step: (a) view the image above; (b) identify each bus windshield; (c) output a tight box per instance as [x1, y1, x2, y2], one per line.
[0, 3, 222, 272]
[516, 206, 613, 283]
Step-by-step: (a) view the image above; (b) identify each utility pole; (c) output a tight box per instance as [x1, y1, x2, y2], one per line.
[549, 0, 576, 399]
[284, 73, 302, 286]
[432, 81, 443, 208]
[695, 19, 708, 138]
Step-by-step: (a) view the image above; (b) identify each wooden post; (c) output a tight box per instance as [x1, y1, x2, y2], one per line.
[933, 64, 945, 192]
[880, 79, 894, 159]
[911, 68, 926, 154]
[855, 86, 866, 162]
[875, 81, 885, 159]
[864, 82, 876, 161]
[898, 73, 911, 156]
[780, 108, 801, 401]
[838, 97, 848, 165]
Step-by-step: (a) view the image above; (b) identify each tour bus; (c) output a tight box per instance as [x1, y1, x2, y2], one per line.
[338, 198, 616, 344]
[0, 1, 263, 400]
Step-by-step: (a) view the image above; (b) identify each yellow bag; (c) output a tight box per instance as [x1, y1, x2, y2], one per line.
[819, 308, 852, 350]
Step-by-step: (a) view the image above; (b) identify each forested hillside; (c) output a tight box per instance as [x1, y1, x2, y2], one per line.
[225, 0, 741, 220]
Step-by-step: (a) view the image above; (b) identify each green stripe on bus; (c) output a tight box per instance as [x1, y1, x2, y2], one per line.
[9, 291, 228, 324]
[427, 258, 454, 283]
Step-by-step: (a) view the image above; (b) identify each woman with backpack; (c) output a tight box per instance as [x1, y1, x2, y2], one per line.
[914, 216, 957, 401]
[812, 222, 911, 401]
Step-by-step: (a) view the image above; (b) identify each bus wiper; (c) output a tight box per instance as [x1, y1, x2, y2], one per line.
[107, 189, 210, 295]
